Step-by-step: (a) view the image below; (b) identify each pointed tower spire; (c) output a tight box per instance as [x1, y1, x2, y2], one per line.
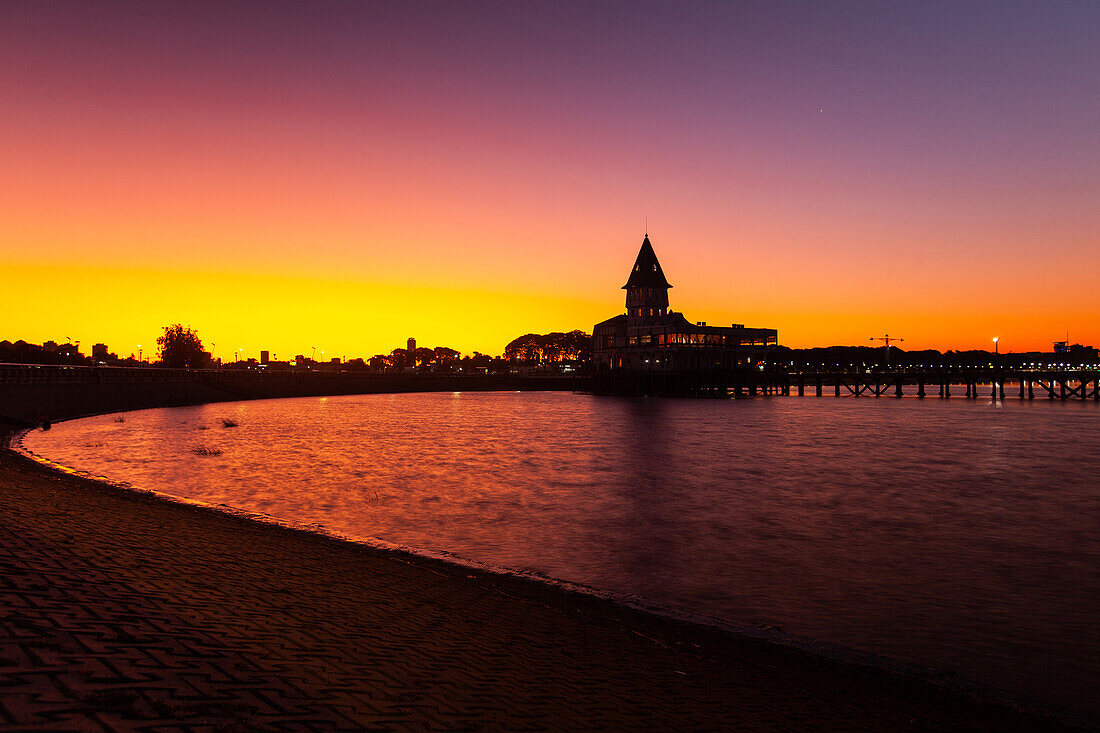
[623, 234, 671, 318]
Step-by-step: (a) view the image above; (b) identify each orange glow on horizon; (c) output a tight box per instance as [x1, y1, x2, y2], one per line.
[4, 254, 1095, 361]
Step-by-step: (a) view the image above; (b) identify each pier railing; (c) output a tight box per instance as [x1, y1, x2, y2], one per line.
[0, 364, 533, 385]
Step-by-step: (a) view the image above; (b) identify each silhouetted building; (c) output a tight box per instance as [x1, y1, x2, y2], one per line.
[407, 337, 416, 367]
[92, 343, 109, 362]
[593, 235, 776, 371]
[260, 350, 270, 365]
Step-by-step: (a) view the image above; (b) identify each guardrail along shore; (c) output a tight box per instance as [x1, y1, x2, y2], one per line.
[0, 364, 581, 424]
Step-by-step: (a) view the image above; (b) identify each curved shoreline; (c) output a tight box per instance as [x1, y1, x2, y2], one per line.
[5, 407, 1090, 729]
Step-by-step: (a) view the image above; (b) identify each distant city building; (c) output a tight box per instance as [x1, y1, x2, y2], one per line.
[593, 235, 776, 371]
[92, 343, 109, 362]
[260, 350, 270, 364]
[407, 337, 416, 367]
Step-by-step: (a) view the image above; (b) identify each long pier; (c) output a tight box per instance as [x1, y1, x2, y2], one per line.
[786, 369, 1100, 400]
[592, 367, 1100, 400]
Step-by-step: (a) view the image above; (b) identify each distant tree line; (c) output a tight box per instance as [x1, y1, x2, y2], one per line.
[365, 346, 508, 373]
[0, 340, 88, 366]
[7, 325, 1096, 372]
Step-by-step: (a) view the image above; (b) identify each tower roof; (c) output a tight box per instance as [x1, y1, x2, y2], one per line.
[622, 235, 672, 290]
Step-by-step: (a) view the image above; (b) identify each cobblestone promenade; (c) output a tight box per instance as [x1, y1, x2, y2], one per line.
[0, 438, 1076, 731]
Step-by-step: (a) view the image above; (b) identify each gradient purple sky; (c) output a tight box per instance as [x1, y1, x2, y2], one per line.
[2, 1, 1097, 357]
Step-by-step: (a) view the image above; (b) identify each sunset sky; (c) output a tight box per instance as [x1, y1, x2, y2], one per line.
[2, 1, 1097, 359]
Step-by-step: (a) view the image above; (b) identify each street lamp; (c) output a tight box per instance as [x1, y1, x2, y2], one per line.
[137, 344, 142, 363]
[870, 334, 903, 368]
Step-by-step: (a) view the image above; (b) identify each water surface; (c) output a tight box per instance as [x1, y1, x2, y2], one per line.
[24, 392, 1100, 715]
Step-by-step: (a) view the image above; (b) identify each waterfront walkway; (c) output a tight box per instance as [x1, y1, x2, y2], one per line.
[0, 432, 1076, 730]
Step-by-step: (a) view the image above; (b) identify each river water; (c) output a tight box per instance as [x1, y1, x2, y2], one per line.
[22, 392, 1100, 716]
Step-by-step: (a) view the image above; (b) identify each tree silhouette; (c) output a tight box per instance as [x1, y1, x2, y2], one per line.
[433, 346, 460, 365]
[504, 330, 591, 363]
[157, 324, 207, 368]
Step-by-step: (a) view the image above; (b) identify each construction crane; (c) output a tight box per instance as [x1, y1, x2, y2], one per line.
[870, 334, 904, 367]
